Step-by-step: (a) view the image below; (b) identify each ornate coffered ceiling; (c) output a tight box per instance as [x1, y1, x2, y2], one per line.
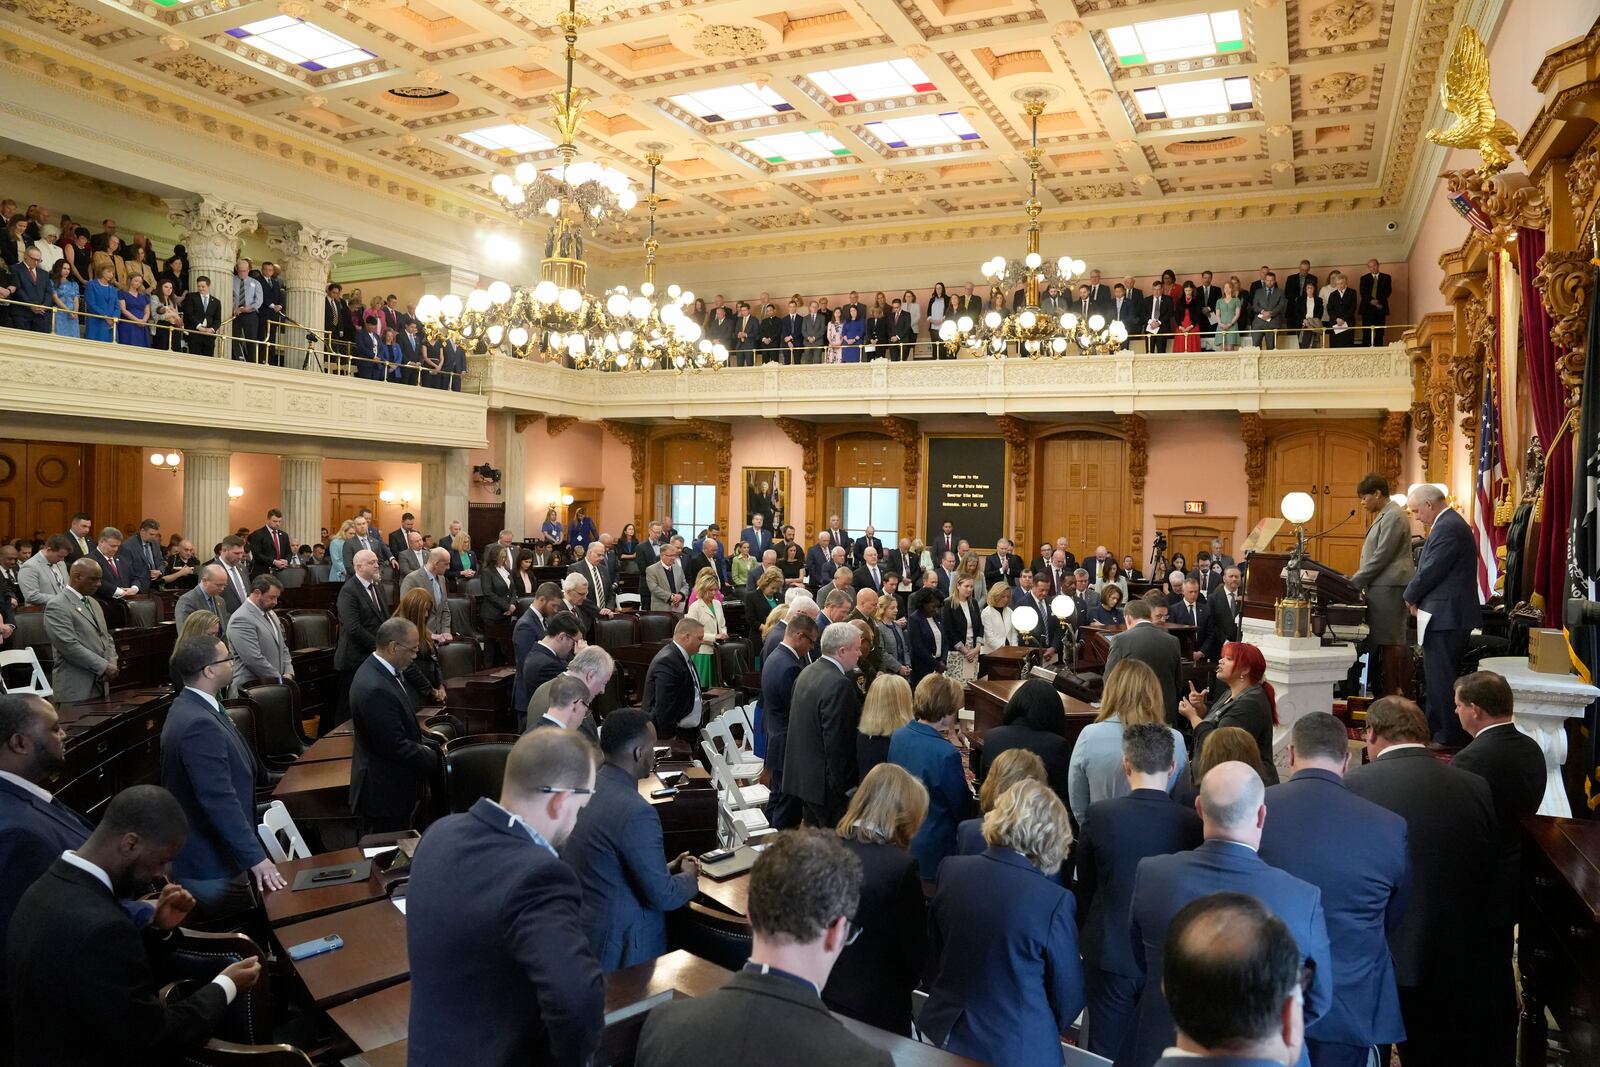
[0, 0, 1465, 251]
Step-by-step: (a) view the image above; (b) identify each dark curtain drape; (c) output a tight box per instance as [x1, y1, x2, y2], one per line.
[1517, 226, 1572, 626]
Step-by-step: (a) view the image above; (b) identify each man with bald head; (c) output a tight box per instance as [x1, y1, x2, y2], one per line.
[44, 557, 119, 702]
[400, 546, 454, 639]
[853, 545, 884, 594]
[1126, 762, 1332, 1067]
[334, 548, 388, 726]
[849, 586, 879, 624]
[174, 563, 230, 631]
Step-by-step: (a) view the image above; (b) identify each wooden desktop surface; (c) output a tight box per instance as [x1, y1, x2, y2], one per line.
[263, 847, 387, 927]
[271, 757, 353, 820]
[697, 870, 752, 918]
[274, 898, 410, 1008]
[298, 733, 355, 763]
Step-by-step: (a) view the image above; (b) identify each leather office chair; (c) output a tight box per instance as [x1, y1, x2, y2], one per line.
[447, 597, 478, 639]
[713, 639, 756, 699]
[239, 679, 308, 767]
[275, 567, 306, 590]
[286, 610, 335, 651]
[635, 612, 677, 645]
[10, 610, 51, 672]
[123, 596, 161, 627]
[593, 616, 637, 651]
[306, 564, 331, 584]
[666, 901, 752, 971]
[443, 735, 517, 813]
[159, 930, 311, 1065]
[435, 640, 477, 681]
[458, 576, 482, 599]
[221, 697, 280, 800]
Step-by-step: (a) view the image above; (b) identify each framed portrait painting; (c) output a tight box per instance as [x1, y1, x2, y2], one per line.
[742, 467, 788, 532]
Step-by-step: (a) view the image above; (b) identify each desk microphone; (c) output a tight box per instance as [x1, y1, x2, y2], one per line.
[1304, 509, 1358, 541]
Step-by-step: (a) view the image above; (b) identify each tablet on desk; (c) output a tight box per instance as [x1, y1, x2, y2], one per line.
[291, 859, 372, 891]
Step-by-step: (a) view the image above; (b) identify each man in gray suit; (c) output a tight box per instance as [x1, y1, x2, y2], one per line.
[800, 300, 827, 365]
[43, 559, 118, 702]
[783, 623, 865, 828]
[1104, 597, 1183, 723]
[1404, 483, 1480, 745]
[645, 543, 686, 614]
[227, 574, 293, 692]
[397, 531, 430, 575]
[1250, 271, 1286, 350]
[400, 548, 454, 638]
[17, 535, 70, 606]
[1352, 473, 1416, 697]
[174, 564, 231, 632]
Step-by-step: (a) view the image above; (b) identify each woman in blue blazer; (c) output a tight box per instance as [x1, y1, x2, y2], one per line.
[923, 779, 1086, 1067]
[905, 588, 944, 691]
[887, 674, 972, 883]
[567, 507, 598, 554]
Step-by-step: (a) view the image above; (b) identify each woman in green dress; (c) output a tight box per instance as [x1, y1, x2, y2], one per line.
[1214, 279, 1243, 351]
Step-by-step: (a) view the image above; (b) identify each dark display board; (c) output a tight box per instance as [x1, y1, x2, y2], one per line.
[923, 437, 1007, 549]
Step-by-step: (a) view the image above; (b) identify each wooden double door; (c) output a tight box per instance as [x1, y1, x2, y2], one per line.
[1034, 434, 1130, 560]
[0, 440, 143, 541]
[1263, 425, 1378, 575]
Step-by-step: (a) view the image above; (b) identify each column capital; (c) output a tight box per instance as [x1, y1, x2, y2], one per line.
[164, 196, 259, 242]
[266, 223, 349, 284]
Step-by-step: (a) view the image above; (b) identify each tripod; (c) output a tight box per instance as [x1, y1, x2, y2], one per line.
[1149, 538, 1169, 584]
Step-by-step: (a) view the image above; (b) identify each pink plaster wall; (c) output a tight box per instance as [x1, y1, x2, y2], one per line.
[1143, 417, 1251, 550]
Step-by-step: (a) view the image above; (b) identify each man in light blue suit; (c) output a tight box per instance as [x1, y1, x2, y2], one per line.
[1258, 713, 1409, 1067]
[1402, 484, 1480, 745]
[1128, 761, 1333, 1067]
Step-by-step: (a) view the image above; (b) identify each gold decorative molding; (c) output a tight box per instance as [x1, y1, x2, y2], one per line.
[1532, 248, 1593, 393]
[1425, 26, 1520, 176]
[881, 416, 922, 535]
[1378, 410, 1408, 492]
[775, 416, 819, 540]
[993, 414, 1033, 545]
[512, 413, 542, 433]
[1241, 413, 1268, 524]
[1403, 311, 1454, 479]
[599, 420, 649, 516]
[546, 414, 579, 436]
[1120, 414, 1149, 557]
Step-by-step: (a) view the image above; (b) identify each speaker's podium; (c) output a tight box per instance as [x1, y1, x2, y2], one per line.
[1239, 552, 1367, 636]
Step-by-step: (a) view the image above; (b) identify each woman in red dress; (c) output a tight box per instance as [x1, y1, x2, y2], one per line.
[1172, 279, 1203, 354]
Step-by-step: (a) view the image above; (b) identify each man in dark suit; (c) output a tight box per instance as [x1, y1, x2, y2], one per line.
[1012, 573, 1059, 649]
[160, 635, 286, 920]
[1359, 259, 1392, 345]
[886, 298, 915, 360]
[853, 525, 885, 563]
[643, 617, 705, 741]
[637, 829, 893, 1067]
[1203, 566, 1243, 660]
[7, 784, 262, 1067]
[1145, 281, 1174, 353]
[1325, 274, 1360, 348]
[341, 515, 392, 574]
[800, 300, 827, 364]
[385, 512, 418, 558]
[335, 547, 389, 727]
[570, 541, 618, 613]
[9, 245, 51, 330]
[1402, 484, 1479, 744]
[760, 614, 816, 831]
[1104, 599, 1182, 723]
[1077, 724, 1201, 1060]
[88, 527, 139, 605]
[324, 281, 349, 352]
[63, 512, 92, 564]
[756, 302, 782, 363]
[1345, 696, 1498, 1067]
[776, 298, 804, 365]
[181, 275, 222, 356]
[1258, 713, 1409, 1067]
[681, 536, 725, 595]
[885, 537, 921, 593]
[930, 521, 957, 559]
[739, 513, 773, 559]
[245, 508, 293, 580]
[117, 518, 167, 594]
[1167, 578, 1212, 661]
[406, 729, 605, 1066]
[350, 617, 440, 835]
[0, 694, 97, 1045]
[805, 531, 835, 590]
[1155, 893, 1312, 1067]
[512, 582, 559, 679]
[731, 300, 759, 368]
[852, 545, 887, 594]
[515, 611, 580, 731]
[783, 622, 864, 828]
[1108, 284, 1141, 350]
[562, 709, 700, 971]
[1128, 761, 1333, 1067]
[1449, 671, 1546, 1063]
[983, 538, 1020, 588]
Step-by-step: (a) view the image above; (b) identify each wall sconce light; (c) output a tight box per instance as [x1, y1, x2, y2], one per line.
[149, 451, 182, 475]
[227, 486, 244, 499]
[378, 490, 396, 504]
[561, 493, 574, 506]
[398, 493, 413, 508]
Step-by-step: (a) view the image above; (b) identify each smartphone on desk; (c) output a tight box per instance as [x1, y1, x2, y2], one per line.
[649, 787, 679, 799]
[287, 934, 344, 962]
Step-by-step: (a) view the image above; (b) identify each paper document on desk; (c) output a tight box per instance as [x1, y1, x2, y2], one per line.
[392, 897, 407, 915]
[1417, 609, 1431, 643]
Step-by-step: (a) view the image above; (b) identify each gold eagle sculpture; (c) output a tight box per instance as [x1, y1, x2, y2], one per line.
[1426, 27, 1519, 175]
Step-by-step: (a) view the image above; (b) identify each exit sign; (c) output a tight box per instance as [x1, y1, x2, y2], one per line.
[1183, 500, 1206, 514]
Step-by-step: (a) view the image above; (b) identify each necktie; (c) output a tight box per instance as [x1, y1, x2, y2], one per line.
[368, 582, 382, 616]
[430, 575, 442, 604]
[206, 594, 216, 615]
[272, 530, 282, 556]
[870, 567, 879, 589]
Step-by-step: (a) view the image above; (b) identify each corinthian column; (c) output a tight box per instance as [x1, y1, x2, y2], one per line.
[280, 456, 324, 547]
[164, 197, 259, 335]
[183, 449, 233, 562]
[267, 223, 349, 370]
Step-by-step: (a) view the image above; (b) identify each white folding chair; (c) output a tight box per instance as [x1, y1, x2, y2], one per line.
[616, 592, 641, 609]
[0, 648, 51, 697]
[704, 716, 762, 780]
[701, 738, 770, 809]
[257, 800, 311, 863]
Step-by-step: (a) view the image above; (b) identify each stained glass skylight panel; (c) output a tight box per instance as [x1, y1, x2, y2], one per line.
[807, 59, 937, 103]
[460, 124, 557, 155]
[862, 112, 980, 149]
[226, 16, 375, 71]
[669, 84, 793, 122]
[738, 130, 850, 164]
[1106, 11, 1244, 66]
[1133, 76, 1253, 120]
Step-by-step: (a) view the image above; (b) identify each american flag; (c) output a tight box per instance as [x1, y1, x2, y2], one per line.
[1472, 364, 1505, 601]
[1448, 190, 1494, 235]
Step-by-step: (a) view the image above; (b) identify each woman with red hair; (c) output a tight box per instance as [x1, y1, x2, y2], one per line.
[1177, 640, 1279, 785]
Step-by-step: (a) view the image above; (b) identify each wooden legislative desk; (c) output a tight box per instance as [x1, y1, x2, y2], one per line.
[276, 898, 410, 1008]
[442, 665, 515, 734]
[271, 757, 353, 821]
[642, 767, 720, 858]
[298, 733, 355, 762]
[263, 847, 388, 927]
[1519, 816, 1600, 1063]
[51, 686, 175, 821]
[965, 679, 1097, 743]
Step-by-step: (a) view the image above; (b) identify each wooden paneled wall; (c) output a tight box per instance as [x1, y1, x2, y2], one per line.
[0, 439, 143, 541]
